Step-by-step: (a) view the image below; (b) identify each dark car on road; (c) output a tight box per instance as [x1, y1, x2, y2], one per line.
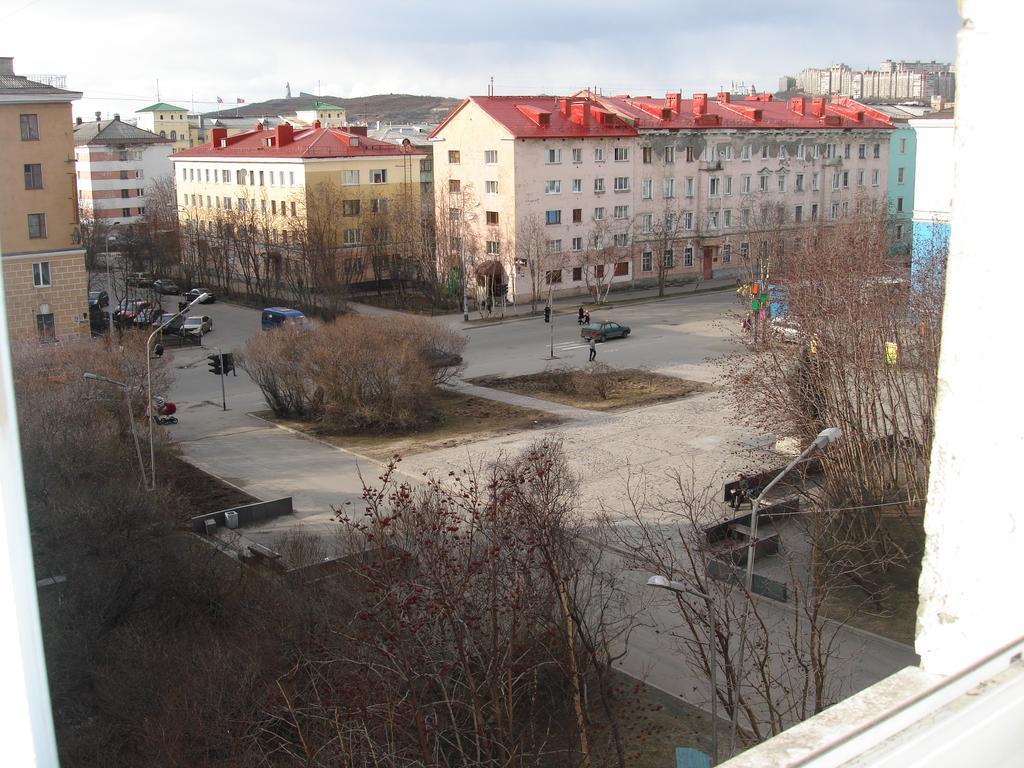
[185, 288, 215, 304]
[126, 272, 154, 288]
[581, 320, 631, 342]
[152, 312, 186, 334]
[152, 279, 181, 295]
[88, 290, 109, 308]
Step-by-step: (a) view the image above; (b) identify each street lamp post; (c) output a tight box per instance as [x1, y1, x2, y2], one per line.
[104, 228, 119, 338]
[647, 575, 720, 765]
[727, 426, 843, 754]
[83, 371, 146, 485]
[146, 292, 208, 491]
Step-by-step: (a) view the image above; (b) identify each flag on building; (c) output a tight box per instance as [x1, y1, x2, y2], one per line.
[236, 98, 245, 104]
[216, 96, 223, 104]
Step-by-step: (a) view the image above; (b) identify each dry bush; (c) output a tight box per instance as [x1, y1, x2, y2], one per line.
[240, 314, 467, 433]
[544, 364, 617, 400]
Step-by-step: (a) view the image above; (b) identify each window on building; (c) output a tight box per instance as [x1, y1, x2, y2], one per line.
[778, 175, 787, 192]
[797, 144, 806, 160]
[739, 242, 749, 260]
[371, 198, 388, 214]
[545, 269, 563, 284]
[683, 246, 694, 267]
[20, 113, 40, 140]
[27, 213, 46, 239]
[795, 205, 803, 223]
[613, 233, 629, 247]
[858, 144, 867, 159]
[224, 197, 232, 210]
[668, 145, 679, 163]
[486, 240, 500, 255]
[371, 169, 387, 184]
[664, 178, 676, 198]
[546, 239, 562, 253]
[812, 172, 820, 191]
[36, 313, 55, 342]
[343, 228, 362, 245]
[741, 174, 752, 193]
[683, 211, 694, 230]
[795, 173, 804, 192]
[724, 176, 732, 195]
[759, 174, 769, 192]
[614, 261, 629, 276]
[122, 207, 131, 218]
[613, 176, 629, 191]
[572, 147, 583, 163]
[593, 207, 605, 221]
[811, 203, 819, 221]
[741, 144, 751, 161]
[572, 178, 582, 193]
[872, 169, 880, 186]
[572, 208, 583, 223]
[485, 180, 498, 194]
[710, 177, 721, 196]
[684, 177, 694, 197]
[761, 145, 770, 160]
[449, 179, 461, 193]
[23, 163, 42, 189]
[594, 147, 605, 162]
[159, 131, 166, 138]
[32, 261, 50, 287]
[614, 147, 629, 161]
[448, 150, 461, 164]
[779, 146, 788, 160]
[271, 200, 277, 215]
[896, 223, 904, 240]
[343, 199, 361, 216]
[830, 202, 839, 220]
[545, 209, 561, 225]
[833, 171, 843, 190]
[663, 249, 675, 268]
[545, 180, 561, 194]
[722, 244, 732, 263]
[572, 237, 583, 251]
[898, 167, 905, 184]
[640, 213, 653, 233]
[642, 178, 653, 199]
[873, 143, 881, 159]
[897, 197, 904, 212]
[571, 266, 583, 281]
[825, 143, 837, 159]
[642, 146, 653, 164]
[708, 210, 719, 229]
[741, 208, 750, 226]
[291, 201, 297, 216]
[121, 189, 130, 198]
[844, 143, 851, 159]
[594, 178, 605, 193]
[857, 169, 864, 186]
[485, 210, 499, 225]
[842, 171, 849, 188]
[899, 137, 907, 154]
[641, 251, 653, 271]
[342, 169, 360, 186]
[723, 209, 732, 228]
[546, 148, 562, 164]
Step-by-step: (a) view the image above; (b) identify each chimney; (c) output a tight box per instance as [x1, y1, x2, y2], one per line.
[348, 125, 367, 136]
[0, 57, 14, 77]
[811, 97, 826, 117]
[558, 97, 571, 116]
[692, 93, 708, 117]
[95, 111, 102, 122]
[717, 91, 731, 104]
[570, 101, 591, 126]
[313, 119, 321, 129]
[790, 96, 806, 115]
[274, 123, 294, 147]
[75, 116, 83, 126]
[666, 92, 682, 114]
[210, 127, 228, 147]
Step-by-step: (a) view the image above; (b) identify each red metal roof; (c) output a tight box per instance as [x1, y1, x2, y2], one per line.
[429, 96, 638, 140]
[593, 92, 894, 131]
[174, 124, 428, 159]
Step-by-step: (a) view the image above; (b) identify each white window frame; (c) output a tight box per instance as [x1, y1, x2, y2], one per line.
[641, 178, 653, 199]
[613, 176, 630, 192]
[485, 180, 498, 195]
[32, 261, 50, 287]
[484, 149, 498, 164]
[545, 180, 561, 195]
[343, 169, 359, 186]
[546, 148, 562, 164]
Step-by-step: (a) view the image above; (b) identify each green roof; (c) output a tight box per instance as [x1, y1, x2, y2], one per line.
[137, 102, 188, 113]
[309, 101, 344, 110]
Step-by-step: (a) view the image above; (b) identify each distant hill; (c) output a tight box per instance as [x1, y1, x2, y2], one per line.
[203, 92, 462, 126]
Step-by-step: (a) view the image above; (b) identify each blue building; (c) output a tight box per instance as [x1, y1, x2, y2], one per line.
[908, 110, 954, 285]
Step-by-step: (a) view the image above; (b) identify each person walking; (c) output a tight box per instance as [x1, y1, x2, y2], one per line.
[578, 305, 585, 325]
[588, 335, 597, 362]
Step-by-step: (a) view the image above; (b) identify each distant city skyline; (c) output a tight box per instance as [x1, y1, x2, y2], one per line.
[0, 0, 959, 121]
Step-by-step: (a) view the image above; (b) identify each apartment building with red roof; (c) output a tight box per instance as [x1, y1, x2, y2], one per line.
[171, 121, 431, 288]
[429, 91, 894, 303]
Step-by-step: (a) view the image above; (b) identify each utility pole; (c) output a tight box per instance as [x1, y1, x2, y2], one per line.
[217, 348, 226, 411]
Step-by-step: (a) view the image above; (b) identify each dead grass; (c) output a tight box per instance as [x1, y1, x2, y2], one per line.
[823, 515, 925, 645]
[166, 455, 261, 521]
[470, 368, 711, 412]
[256, 388, 562, 460]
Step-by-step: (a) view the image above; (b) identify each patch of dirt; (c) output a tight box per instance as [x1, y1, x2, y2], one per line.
[165, 455, 260, 519]
[257, 389, 562, 460]
[823, 514, 925, 645]
[470, 368, 711, 412]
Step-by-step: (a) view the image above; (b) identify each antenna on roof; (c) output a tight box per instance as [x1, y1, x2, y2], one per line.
[488, 76, 493, 97]
[156, 78, 160, 101]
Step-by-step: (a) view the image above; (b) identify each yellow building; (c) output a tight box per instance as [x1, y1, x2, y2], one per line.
[135, 102, 193, 152]
[172, 122, 431, 285]
[0, 57, 88, 343]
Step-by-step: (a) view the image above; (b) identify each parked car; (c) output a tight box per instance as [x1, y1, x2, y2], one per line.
[424, 347, 463, 369]
[581, 320, 631, 342]
[181, 315, 213, 336]
[185, 288, 215, 304]
[113, 299, 155, 325]
[138, 308, 167, 327]
[152, 279, 181, 295]
[88, 290, 109, 308]
[126, 272, 154, 288]
[152, 312, 186, 334]
[261, 307, 310, 331]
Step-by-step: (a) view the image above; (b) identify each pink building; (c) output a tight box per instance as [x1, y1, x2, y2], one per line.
[430, 91, 894, 302]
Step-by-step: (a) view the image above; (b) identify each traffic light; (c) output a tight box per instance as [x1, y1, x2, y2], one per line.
[222, 352, 235, 375]
[543, 306, 551, 323]
[207, 353, 222, 376]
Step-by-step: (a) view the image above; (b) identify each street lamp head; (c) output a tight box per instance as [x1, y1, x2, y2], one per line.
[813, 426, 843, 450]
[189, 292, 210, 307]
[83, 372, 100, 381]
[646, 575, 670, 588]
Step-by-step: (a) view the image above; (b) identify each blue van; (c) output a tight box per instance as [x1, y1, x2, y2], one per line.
[261, 307, 310, 331]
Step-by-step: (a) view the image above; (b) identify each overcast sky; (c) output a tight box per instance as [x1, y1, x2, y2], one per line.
[1, 0, 959, 121]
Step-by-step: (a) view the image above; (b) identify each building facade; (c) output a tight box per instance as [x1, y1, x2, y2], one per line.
[908, 110, 954, 280]
[134, 102, 194, 152]
[794, 61, 955, 103]
[171, 121, 431, 288]
[74, 115, 172, 225]
[0, 57, 88, 343]
[430, 91, 894, 302]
